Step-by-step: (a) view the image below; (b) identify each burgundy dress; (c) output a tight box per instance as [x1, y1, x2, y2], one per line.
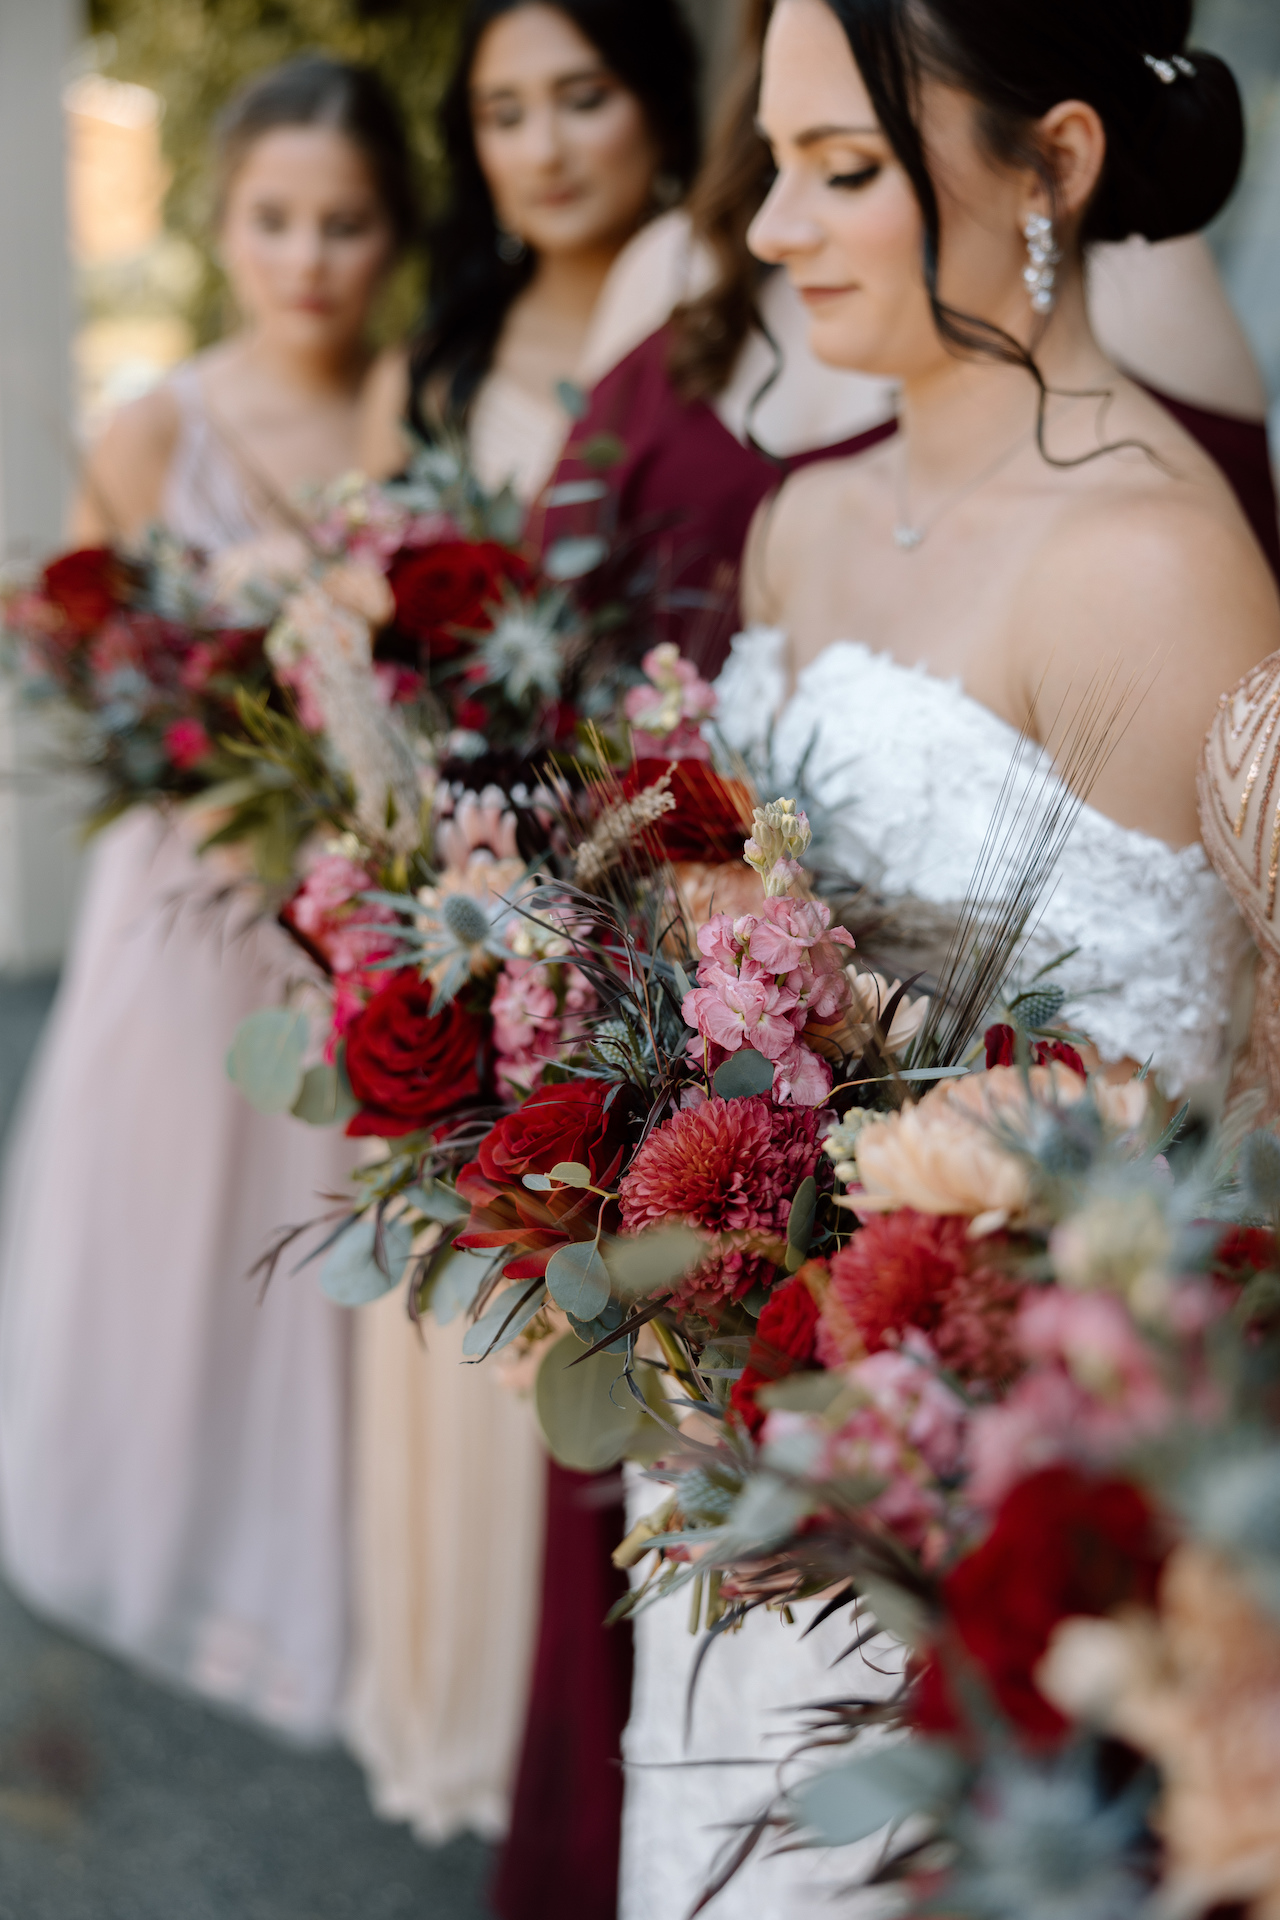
[492, 329, 1280, 1920]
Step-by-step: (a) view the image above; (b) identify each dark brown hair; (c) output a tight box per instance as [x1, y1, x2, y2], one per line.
[410, 0, 702, 436]
[667, 0, 775, 404]
[214, 54, 420, 249]
[826, 0, 1244, 381]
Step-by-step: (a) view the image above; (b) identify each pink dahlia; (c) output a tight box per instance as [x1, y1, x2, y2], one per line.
[618, 1094, 825, 1309]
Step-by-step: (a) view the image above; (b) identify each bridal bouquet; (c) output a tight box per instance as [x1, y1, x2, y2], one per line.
[612, 1027, 1280, 1919]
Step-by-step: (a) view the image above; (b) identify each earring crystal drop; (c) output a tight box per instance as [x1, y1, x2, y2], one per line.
[1023, 212, 1061, 316]
[495, 227, 527, 265]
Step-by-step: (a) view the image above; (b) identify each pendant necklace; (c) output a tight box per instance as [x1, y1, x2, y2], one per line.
[893, 423, 1034, 552]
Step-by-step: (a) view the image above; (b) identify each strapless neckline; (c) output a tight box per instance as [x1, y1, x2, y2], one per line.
[788, 634, 1210, 874]
[712, 624, 1245, 1097]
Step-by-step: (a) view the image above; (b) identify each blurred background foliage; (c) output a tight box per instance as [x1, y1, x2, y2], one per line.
[83, 0, 470, 350]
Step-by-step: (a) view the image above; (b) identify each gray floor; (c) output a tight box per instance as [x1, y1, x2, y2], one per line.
[0, 977, 494, 1919]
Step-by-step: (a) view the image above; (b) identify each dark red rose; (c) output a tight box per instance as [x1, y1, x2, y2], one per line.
[621, 759, 753, 865]
[344, 969, 488, 1138]
[456, 1079, 633, 1280]
[42, 547, 125, 634]
[1214, 1225, 1277, 1278]
[387, 541, 534, 659]
[913, 1466, 1167, 1744]
[984, 1024, 1085, 1078]
[730, 1270, 822, 1437]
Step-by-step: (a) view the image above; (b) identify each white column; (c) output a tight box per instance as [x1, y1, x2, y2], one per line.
[0, 0, 84, 974]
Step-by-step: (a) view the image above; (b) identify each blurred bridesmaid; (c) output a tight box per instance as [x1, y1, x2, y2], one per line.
[348, 0, 702, 1851]
[0, 57, 417, 1742]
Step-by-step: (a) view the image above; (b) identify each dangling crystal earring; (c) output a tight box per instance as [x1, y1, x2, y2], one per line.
[495, 226, 528, 265]
[1023, 212, 1061, 316]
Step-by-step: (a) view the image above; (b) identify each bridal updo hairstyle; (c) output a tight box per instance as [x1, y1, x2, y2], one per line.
[822, 0, 1244, 369]
[213, 55, 419, 249]
[409, 0, 703, 435]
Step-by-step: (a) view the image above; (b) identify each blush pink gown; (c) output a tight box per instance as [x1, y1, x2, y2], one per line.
[0, 362, 357, 1742]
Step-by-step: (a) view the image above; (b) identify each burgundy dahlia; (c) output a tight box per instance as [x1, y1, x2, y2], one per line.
[618, 1094, 824, 1309]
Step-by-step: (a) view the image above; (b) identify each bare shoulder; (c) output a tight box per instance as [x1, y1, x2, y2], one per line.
[1014, 476, 1280, 844]
[356, 347, 411, 480]
[743, 451, 883, 625]
[71, 381, 182, 544]
[1023, 475, 1277, 685]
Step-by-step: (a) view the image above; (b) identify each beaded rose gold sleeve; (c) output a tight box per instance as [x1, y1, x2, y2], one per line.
[1199, 657, 1280, 1125]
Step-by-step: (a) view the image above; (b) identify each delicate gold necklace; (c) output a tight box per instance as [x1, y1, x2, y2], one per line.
[892, 423, 1034, 552]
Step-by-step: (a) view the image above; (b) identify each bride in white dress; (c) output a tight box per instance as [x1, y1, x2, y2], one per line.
[0, 58, 414, 1742]
[619, 1, 1280, 1912]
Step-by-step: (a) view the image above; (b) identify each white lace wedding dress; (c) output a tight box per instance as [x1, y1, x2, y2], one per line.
[618, 628, 1248, 1919]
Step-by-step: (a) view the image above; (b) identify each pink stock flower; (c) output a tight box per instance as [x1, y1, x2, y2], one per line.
[683, 961, 801, 1062]
[285, 855, 398, 1060]
[491, 954, 596, 1100]
[164, 717, 212, 770]
[618, 1093, 825, 1308]
[768, 1333, 969, 1561]
[681, 899, 852, 1108]
[771, 1040, 834, 1106]
[624, 643, 717, 758]
[967, 1286, 1176, 1508]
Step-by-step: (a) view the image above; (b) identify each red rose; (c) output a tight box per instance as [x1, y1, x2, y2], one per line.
[621, 758, 753, 865]
[42, 547, 124, 635]
[984, 1024, 1085, 1078]
[913, 1466, 1167, 1744]
[388, 541, 534, 659]
[730, 1270, 822, 1436]
[455, 1079, 633, 1280]
[344, 969, 488, 1138]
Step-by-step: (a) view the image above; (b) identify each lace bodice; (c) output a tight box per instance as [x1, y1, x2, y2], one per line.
[716, 627, 1248, 1096]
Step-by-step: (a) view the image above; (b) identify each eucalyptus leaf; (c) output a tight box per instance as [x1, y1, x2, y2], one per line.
[859, 1576, 930, 1649]
[579, 431, 627, 470]
[785, 1176, 818, 1271]
[551, 1161, 593, 1189]
[227, 1008, 309, 1115]
[535, 1331, 643, 1472]
[320, 1214, 414, 1308]
[544, 535, 608, 582]
[545, 1240, 612, 1319]
[462, 1281, 547, 1359]
[523, 1173, 554, 1192]
[568, 1299, 629, 1357]
[428, 1241, 495, 1327]
[555, 378, 589, 419]
[544, 479, 608, 508]
[713, 1049, 775, 1100]
[292, 1061, 360, 1127]
[405, 1182, 471, 1225]
[720, 1474, 810, 1555]
[603, 1224, 705, 1298]
[758, 1371, 845, 1417]
[791, 1742, 964, 1847]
